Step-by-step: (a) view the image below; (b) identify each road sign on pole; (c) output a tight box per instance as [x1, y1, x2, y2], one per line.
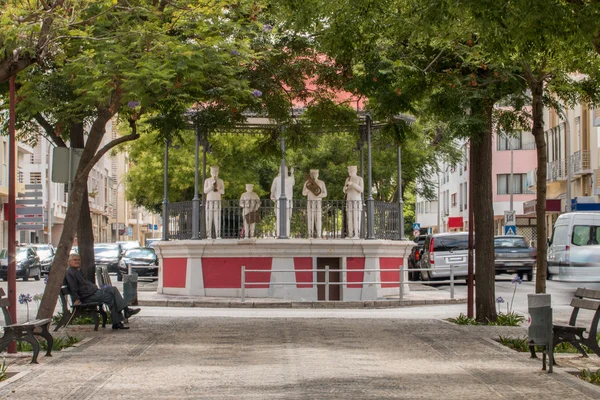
[413, 222, 421, 231]
[504, 210, 516, 226]
[413, 229, 420, 237]
[504, 225, 517, 235]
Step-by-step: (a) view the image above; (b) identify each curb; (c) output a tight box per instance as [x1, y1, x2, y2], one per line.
[137, 297, 467, 309]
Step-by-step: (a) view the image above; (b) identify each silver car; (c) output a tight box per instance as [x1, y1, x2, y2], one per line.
[419, 232, 471, 281]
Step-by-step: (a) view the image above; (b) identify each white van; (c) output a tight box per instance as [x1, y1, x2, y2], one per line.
[547, 212, 600, 281]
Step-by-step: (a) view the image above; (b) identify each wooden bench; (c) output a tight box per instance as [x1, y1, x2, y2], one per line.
[0, 288, 53, 364]
[54, 285, 107, 332]
[552, 288, 600, 358]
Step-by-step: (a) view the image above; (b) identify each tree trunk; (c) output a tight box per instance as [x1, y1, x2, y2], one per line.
[70, 123, 96, 283]
[530, 79, 548, 293]
[472, 101, 497, 323]
[37, 110, 115, 319]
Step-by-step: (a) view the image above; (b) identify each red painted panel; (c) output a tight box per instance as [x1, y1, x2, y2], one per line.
[294, 258, 313, 288]
[202, 258, 272, 288]
[380, 257, 402, 288]
[163, 258, 187, 288]
[346, 257, 365, 288]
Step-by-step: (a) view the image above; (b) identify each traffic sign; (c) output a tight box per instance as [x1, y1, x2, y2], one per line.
[504, 210, 516, 226]
[413, 229, 420, 237]
[413, 222, 421, 231]
[504, 225, 517, 235]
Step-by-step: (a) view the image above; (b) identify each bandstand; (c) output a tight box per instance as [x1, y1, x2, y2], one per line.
[153, 113, 415, 301]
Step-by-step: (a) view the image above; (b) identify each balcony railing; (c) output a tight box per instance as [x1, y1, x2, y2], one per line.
[571, 150, 591, 175]
[548, 159, 567, 181]
[166, 199, 403, 240]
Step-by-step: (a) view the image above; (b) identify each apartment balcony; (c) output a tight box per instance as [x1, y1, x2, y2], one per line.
[571, 150, 592, 176]
[548, 159, 567, 182]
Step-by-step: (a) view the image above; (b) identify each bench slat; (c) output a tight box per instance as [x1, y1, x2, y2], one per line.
[570, 297, 600, 311]
[4, 319, 51, 328]
[575, 288, 600, 300]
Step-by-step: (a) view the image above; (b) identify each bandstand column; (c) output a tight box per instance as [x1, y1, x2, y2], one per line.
[200, 133, 207, 239]
[278, 129, 288, 239]
[162, 138, 170, 241]
[192, 122, 200, 240]
[366, 115, 375, 239]
[397, 145, 404, 240]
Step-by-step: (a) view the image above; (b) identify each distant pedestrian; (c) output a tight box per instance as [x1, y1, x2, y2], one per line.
[65, 254, 140, 330]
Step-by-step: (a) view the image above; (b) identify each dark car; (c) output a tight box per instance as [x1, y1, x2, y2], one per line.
[494, 235, 536, 281]
[30, 244, 55, 275]
[118, 247, 158, 280]
[408, 236, 426, 280]
[94, 243, 125, 278]
[0, 247, 42, 281]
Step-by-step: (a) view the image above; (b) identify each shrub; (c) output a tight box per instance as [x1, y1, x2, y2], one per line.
[579, 369, 600, 386]
[447, 313, 478, 325]
[17, 336, 81, 352]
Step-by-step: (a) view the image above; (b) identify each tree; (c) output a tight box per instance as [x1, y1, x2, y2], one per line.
[3, 1, 267, 319]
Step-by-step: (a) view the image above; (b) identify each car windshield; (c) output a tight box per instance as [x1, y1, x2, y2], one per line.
[494, 237, 529, 248]
[34, 246, 53, 259]
[94, 245, 120, 258]
[125, 249, 155, 259]
[433, 235, 469, 251]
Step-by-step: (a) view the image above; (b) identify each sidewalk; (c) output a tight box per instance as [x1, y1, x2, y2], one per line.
[1, 313, 599, 399]
[135, 282, 467, 308]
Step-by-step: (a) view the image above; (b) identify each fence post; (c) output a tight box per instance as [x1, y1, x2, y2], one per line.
[241, 266, 246, 302]
[399, 264, 404, 300]
[325, 265, 329, 301]
[450, 265, 455, 299]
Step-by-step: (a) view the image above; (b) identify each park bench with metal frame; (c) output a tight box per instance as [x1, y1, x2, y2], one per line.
[54, 285, 107, 332]
[0, 288, 54, 364]
[530, 287, 600, 369]
[553, 288, 600, 358]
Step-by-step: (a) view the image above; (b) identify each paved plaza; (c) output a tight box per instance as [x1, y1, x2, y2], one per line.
[1, 313, 599, 399]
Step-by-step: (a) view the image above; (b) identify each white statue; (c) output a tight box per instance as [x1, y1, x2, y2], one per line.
[203, 166, 225, 239]
[239, 184, 260, 239]
[270, 165, 295, 237]
[343, 165, 364, 239]
[302, 169, 327, 238]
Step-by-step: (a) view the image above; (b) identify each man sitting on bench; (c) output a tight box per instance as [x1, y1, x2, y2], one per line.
[65, 254, 140, 330]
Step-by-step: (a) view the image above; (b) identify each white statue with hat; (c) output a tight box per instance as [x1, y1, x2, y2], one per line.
[270, 165, 295, 237]
[239, 184, 261, 238]
[203, 166, 225, 239]
[302, 169, 327, 238]
[343, 165, 364, 239]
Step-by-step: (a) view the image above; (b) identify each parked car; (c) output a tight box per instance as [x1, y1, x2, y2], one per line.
[118, 247, 158, 280]
[0, 247, 42, 281]
[145, 238, 160, 247]
[494, 235, 535, 281]
[94, 243, 125, 278]
[30, 244, 55, 275]
[116, 241, 141, 254]
[548, 212, 600, 281]
[408, 236, 426, 280]
[418, 232, 472, 281]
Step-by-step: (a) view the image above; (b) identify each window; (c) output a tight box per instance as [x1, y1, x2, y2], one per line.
[498, 133, 522, 150]
[572, 225, 600, 246]
[497, 174, 532, 195]
[29, 172, 42, 184]
[451, 193, 457, 207]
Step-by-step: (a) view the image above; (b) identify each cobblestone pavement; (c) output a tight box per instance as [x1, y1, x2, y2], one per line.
[1, 317, 599, 399]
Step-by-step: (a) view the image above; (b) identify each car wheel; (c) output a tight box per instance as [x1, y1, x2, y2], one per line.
[526, 271, 533, 282]
[117, 272, 123, 282]
[22, 271, 29, 281]
[34, 269, 41, 281]
[517, 272, 524, 280]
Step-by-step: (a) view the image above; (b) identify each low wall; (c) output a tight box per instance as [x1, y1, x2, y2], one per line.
[154, 239, 414, 301]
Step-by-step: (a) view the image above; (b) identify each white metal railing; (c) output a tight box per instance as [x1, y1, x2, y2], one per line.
[240, 265, 461, 302]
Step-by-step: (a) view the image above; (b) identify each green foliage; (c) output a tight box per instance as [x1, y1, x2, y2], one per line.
[487, 312, 525, 327]
[0, 358, 7, 382]
[579, 369, 600, 386]
[52, 312, 112, 326]
[447, 313, 477, 325]
[498, 335, 600, 354]
[17, 336, 81, 352]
